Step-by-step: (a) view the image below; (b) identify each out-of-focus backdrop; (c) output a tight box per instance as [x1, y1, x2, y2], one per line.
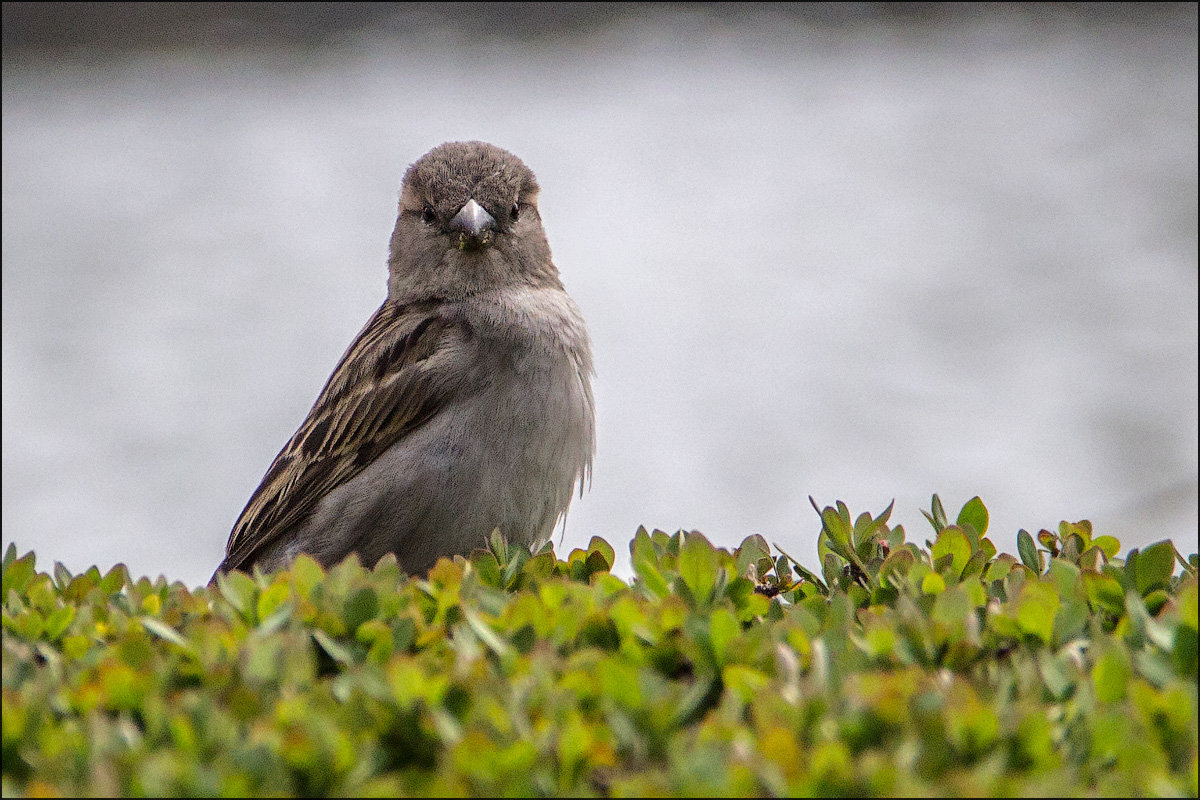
[3, 3, 1197, 586]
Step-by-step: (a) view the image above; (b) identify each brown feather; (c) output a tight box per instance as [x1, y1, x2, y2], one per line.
[218, 300, 452, 573]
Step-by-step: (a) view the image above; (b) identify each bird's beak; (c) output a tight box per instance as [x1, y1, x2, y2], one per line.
[448, 198, 497, 250]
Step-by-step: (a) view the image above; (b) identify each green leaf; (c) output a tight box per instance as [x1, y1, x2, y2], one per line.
[256, 582, 291, 622]
[1, 550, 36, 598]
[1016, 580, 1060, 644]
[12, 609, 44, 639]
[853, 512, 876, 557]
[1091, 536, 1121, 559]
[42, 605, 75, 640]
[1083, 571, 1126, 616]
[312, 629, 354, 666]
[932, 585, 971, 640]
[708, 606, 740, 665]
[932, 527, 971, 580]
[985, 555, 1017, 583]
[1037, 530, 1059, 553]
[217, 570, 259, 620]
[879, 549, 915, 581]
[470, 550, 503, 587]
[52, 562, 73, 589]
[501, 546, 530, 589]
[1061, 534, 1084, 562]
[1038, 651, 1074, 701]
[290, 554, 324, 598]
[858, 624, 896, 659]
[852, 499, 894, 554]
[140, 616, 190, 649]
[1180, 579, 1198, 631]
[1174, 545, 1195, 576]
[631, 530, 669, 598]
[931, 494, 948, 531]
[980, 538, 997, 561]
[1017, 529, 1041, 574]
[822, 552, 842, 590]
[961, 575, 987, 607]
[1077, 546, 1105, 572]
[961, 549, 988, 579]
[678, 532, 719, 605]
[586, 537, 615, 570]
[523, 551, 556, 581]
[956, 496, 989, 538]
[1053, 598, 1089, 644]
[774, 543, 829, 596]
[596, 657, 642, 710]
[583, 550, 611, 579]
[722, 664, 770, 704]
[1046, 558, 1080, 598]
[734, 535, 771, 579]
[821, 507, 852, 552]
[1093, 649, 1132, 703]
[1143, 589, 1170, 615]
[1175, 581, 1198, 676]
[1134, 540, 1176, 596]
[343, 586, 380, 630]
[464, 608, 512, 660]
[488, 527, 509, 564]
[100, 563, 130, 594]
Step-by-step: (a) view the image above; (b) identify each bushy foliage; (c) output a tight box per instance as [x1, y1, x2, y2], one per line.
[3, 496, 1197, 797]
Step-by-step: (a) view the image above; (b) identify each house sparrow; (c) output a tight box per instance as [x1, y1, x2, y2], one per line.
[212, 141, 595, 581]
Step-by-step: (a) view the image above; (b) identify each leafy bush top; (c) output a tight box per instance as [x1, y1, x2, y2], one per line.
[3, 496, 1197, 797]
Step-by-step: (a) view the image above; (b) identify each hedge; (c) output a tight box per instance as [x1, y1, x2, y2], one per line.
[2, 496, 1197, 796]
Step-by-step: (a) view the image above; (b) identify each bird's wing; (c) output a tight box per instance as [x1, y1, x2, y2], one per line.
[217, 299, 462, 575]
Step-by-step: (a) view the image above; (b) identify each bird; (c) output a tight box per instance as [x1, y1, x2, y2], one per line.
[211, 141, 595, 582]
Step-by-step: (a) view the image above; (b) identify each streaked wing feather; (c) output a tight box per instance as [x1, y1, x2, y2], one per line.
[218, 300, 454, 573]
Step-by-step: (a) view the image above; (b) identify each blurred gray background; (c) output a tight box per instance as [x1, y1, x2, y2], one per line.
[3, 3, 1197, 586]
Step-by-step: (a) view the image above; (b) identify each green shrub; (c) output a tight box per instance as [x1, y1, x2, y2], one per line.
[3, 496, 1197, 796]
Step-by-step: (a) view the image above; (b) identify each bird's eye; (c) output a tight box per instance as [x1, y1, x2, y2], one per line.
[422, 205, 436, 224]
[510, 203, 520, 222]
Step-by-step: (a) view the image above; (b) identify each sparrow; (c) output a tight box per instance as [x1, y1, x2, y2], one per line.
[212, 141, 595, 581]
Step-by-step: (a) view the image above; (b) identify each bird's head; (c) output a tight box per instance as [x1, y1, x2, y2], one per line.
[387, 141, 560, 300]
